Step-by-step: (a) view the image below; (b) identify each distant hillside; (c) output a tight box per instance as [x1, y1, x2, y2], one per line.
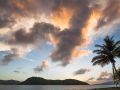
[20, 77, 89, 85]
[0, 80, 20, 85]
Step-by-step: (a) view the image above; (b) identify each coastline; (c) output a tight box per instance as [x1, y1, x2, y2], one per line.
[92, 87, 120, 90]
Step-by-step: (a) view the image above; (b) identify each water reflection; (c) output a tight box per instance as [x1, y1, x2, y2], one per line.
[0, 85, 119, 90]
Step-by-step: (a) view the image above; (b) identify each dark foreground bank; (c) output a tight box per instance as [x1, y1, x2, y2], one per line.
[0, 85, 119, 90]
[92, 87, 120, 90]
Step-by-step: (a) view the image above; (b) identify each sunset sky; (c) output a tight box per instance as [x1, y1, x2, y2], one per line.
[0, 0, 120, 84]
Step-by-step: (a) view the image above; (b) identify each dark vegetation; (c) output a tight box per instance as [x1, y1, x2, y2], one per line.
[19, 77, 89, 85]
[0, 80, 20, 85]
[0, 77, 89, 85]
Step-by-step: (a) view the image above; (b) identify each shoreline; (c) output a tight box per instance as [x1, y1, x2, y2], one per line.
[92, 87, 120, 90]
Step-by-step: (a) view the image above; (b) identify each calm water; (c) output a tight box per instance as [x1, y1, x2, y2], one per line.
[0, 85, 119, 90]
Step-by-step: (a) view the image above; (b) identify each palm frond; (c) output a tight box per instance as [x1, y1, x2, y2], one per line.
[95, 44, 103, 48]
[95, 44, 106, 50]
[113, 46, 120, 57]
[92, 55, 106, 62]
[113, 40, 120, 47]
[92, 55, 110, 64]
[92, 58, 110, 67]
[93, 49, 103, 54]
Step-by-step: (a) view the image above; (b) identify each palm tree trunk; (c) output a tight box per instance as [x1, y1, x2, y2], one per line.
[112, 67, 115, 80]
[112, 67, 119, 85]
[112, 63, 120, 78]
[112, 63, 120, 85]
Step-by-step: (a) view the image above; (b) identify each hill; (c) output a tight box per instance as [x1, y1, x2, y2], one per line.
[20, 77, 89, 85]
[0, 80, 20, 85]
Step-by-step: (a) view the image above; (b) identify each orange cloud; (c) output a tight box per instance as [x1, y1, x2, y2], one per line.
[51, 8, 73, 30]
[42, 60, 49, 68]
[12, 0, 26, 10]
[72, 49, 91, 58]
[81, 10, 101, 46]
[48, 33, 59, 46]
[11, 0, 38, 17]
[34, 60, 49, 72]
[71, 10, 101, 58]
[88, 10, 101, 31]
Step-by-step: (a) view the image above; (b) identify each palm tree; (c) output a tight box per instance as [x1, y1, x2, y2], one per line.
[114, 68, 120, 85]
[92, 36, 120, 81]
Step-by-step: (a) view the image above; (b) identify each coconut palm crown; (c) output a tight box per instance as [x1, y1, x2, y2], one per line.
[92, 36, 120, 81]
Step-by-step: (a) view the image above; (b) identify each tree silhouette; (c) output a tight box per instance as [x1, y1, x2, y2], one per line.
[92, 36, 120, 83]
[114, 68, 120, 85]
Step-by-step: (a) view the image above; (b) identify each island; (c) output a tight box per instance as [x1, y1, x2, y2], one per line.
[19, 77, 89, 85]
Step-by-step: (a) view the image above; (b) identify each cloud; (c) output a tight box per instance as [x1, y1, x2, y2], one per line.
[34, 60, 49, 73]
[87, 77, 96, 83]
[87, 71, 113, 84]
[16, 67, 22, 69]
[0, 16, 14, 28]
[87, 77, 95, 81]
[0, 22, 60, 65]
[97, 71, 112, 81]
[7, 22, 60, 45]
[74, 68, 90, 75]
[87, 72, 113, 84]
[0, 0, 54, 28]
[13, 70, 20, 73]
[1, 21, 92, 66]
[72, 50, 92, 58]
[1, 48, 19, 65]
[0, 50, 10, 55]
[96, 0, 120, 29]
[50, 0, 94, 66]
[0, 22, 59, 65]
[0, 0, 120, 66]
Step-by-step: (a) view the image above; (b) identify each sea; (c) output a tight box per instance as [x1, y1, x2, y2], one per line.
[0, 85, 120, 90]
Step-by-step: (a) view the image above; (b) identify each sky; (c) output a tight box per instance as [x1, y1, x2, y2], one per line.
[0, 0, 120, 84]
